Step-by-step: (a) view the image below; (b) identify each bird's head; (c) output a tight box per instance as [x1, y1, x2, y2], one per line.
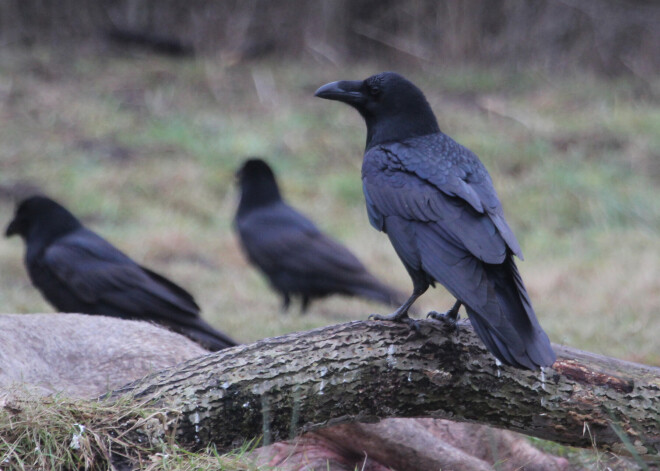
[236, 158, 277, 186]
[5, 195, 81, 244]
[315, 72, 440, 150]
[235, 158, 282, 214]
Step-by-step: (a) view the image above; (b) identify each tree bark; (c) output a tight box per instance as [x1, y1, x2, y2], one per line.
[112, 319, 660, 459]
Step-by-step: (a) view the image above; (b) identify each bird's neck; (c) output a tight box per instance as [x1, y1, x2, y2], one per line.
[364, 111, 441, 150]
[237, 181, 283, 215]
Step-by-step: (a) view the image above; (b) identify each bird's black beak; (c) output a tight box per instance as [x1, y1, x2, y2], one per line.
[314, 80, 366, 105]
[5, 218, 19, 237]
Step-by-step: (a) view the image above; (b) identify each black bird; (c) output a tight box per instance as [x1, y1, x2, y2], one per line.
[234, 158, 406, 313]
[315, 72, 555, 369]
[5, 195, 238, 352]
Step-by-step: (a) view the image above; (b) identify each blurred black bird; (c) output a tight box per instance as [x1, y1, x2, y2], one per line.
[5, 195, 238, 352]
[234, 158, 406, 313]
[315, 72, 555, 369]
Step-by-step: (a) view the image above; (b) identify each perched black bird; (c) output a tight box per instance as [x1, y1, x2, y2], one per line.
[5, 195, 237, 352]
[315, 72, 555, 369]
[234, 158, 406, 313]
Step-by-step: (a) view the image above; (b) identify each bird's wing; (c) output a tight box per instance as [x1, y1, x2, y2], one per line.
[363, 143, 538, 362]
[43, 229, 200, 318]
[363, 163, 508, 265]
[237, 204, 371, 283]
[363, 135, 522, 262]
[139, 265, 200, 311]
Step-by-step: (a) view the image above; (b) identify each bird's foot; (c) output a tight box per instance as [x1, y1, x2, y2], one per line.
[427, 309, 460, 332]
[369, 311, 420, 332]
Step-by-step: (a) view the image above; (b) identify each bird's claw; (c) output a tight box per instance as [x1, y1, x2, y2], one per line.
[369, 312, 420, 332]
[368, 311, 406, 322]
[401, 316, 421, 333]
[427, 310, 459, 332]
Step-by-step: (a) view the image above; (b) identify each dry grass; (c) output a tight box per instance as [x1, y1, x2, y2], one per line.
[0, 46, 658, 469]
[0, 389, 265, 470]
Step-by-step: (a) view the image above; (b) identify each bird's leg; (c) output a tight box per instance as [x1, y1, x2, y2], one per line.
[281, 294, 291, 313]
[368, 285, 427, 329]
[427, 299, 462, 330]
[300, 295, 310, 315]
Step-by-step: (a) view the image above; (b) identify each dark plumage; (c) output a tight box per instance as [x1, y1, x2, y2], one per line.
[5, 195, 237, 352]
[234, 158, 406, 313]
[315, 72, 555, 369]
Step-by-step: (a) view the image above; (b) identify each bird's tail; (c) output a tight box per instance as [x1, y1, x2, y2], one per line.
[466, 256, 555, 370]
[171, 318, 240, 352]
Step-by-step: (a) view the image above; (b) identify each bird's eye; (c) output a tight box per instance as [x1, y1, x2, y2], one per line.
[368, 85, 380, 97]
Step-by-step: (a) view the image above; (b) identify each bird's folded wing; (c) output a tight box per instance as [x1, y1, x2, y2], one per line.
[44, 230, 200, 318]
[239, 213, 369, 281]
[363, 170, 508, 265]
[371, 141, 523, 259]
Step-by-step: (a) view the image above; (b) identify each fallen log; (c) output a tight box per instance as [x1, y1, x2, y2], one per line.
[113, 318, 660, 459]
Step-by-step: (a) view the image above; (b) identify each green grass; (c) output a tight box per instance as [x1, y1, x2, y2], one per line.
[0, 47, 658, 468]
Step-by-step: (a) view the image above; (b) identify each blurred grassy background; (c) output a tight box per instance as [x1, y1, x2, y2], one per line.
[0, 46, 657, 366]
